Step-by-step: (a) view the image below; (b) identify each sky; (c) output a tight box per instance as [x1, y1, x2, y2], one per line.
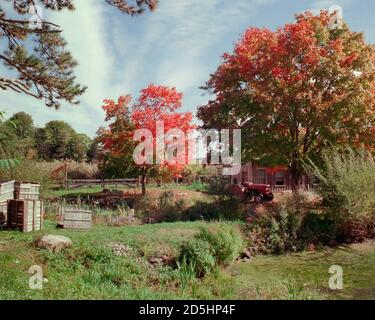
[1, 0, 375, 138]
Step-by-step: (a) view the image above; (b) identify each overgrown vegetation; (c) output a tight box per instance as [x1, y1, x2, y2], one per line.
[179, 224, 244, 277]
[244, 149, 375, 255]
[1, 220, 375, 300]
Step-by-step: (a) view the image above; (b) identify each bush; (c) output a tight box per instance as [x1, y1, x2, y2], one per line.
[336, 216, 375, 243]
[298, 211, 337, 246]
[186, 199, 243, 222]
[157, 191, 188, 222]
[306, 148, 375, 219]
[179, 224, 244, 277]
[304, 148, 375, 244]
[246, 205, 302, 254]
[179, 239, 216, 277]
[207, 176, 232, 200]
[197, 224, 244, 266]
[163, 199, 188, 222]
[133, 195, 159, 220]
[185, 201, 221, 221]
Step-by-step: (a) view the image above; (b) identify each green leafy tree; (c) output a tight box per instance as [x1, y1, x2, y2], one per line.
[7, 112, 34, 139]
[35, 121, 91, 161]
[67, 133, 91, 161]
[87, 140, 102, 162]
[0, 111, 19, 169]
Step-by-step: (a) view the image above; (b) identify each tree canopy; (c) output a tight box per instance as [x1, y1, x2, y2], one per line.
[98, 84, 194, 194]
[197, 10, 375, 189]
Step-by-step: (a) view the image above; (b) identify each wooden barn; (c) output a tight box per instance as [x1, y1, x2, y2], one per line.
[230, 162, 313, 193]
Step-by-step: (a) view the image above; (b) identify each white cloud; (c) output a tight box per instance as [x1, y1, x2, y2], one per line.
[7, 0, 368, 138]
[309, 0, 353, 14]
[110, 0, 277, 113]
[1, 0, 112, 136]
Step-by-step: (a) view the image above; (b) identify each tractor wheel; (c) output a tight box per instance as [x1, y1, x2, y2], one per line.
[254, 195, 264, 204]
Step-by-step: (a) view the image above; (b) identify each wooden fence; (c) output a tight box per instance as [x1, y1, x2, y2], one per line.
[67, 179, 138, 189]
[271, 184, 316, 194]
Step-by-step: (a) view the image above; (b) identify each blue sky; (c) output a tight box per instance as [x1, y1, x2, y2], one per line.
[1, 0, 375, 137]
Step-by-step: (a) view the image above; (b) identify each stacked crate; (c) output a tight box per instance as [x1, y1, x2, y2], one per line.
[5, 181, 43, 232]
[14, 182, 40, 200]
[7, 200, 43, 232]
[0, 180, 15, 226]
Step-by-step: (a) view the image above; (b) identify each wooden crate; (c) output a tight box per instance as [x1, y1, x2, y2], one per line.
[14, 182, 40, 200]
[0, 180, 15, 203]
[0, 201, 7, 225]
[58, 207, 92, 230]
[7, 200, 43, 232]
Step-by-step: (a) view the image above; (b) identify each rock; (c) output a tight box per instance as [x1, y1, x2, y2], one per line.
[236, 250, 252, 263]
[111, 243, 132, 257]
[36, 235, 72, 252]
[148, 255, 174, 266]
[307, 243, 316, 252]
[241, 250, 252, 259]
[149, 256, 164, 266]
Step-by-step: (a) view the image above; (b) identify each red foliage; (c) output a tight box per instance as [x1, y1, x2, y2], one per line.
[100, 84, 194, 176]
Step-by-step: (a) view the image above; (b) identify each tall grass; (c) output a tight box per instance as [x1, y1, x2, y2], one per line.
[306, 148, 375, 218]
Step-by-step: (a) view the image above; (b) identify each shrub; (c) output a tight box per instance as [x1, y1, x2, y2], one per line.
[306, 148, 375, 219]
[304, 148, 375, 244]
[179, 224, 244, 277]
[185, 199, 243, 222]
[185, 201, 221, 221]
[179, 239, 216, 277]
[298, 211, 337, 246]
[207, 176, 232, 200]
[163, 199, 188, 222]
[197, 224, 244, 266]
[133, 195, 159, 220]
[246, 204, 303, 254]
[336, 216, 375, 243]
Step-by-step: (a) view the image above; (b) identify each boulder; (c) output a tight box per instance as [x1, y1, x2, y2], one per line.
[111, 243, 132, 257]
[36, 235, 72, 252]
[240, 250, 252, 259]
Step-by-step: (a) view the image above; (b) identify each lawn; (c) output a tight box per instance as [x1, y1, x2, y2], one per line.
[1, 220, 374, 300]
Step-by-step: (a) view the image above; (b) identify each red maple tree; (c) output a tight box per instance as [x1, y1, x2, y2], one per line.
[99, 84, 194, 194]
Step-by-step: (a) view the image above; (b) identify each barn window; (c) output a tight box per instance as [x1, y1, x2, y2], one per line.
[242, 171, 248, 182]
[275, 171, 285, 186]
[256, 169, 266, 184]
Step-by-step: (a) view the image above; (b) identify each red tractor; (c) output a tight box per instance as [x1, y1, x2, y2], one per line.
[229, 182, 274, 203]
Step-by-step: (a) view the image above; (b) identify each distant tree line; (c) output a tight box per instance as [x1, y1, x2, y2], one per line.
[0, 112, 99, 162]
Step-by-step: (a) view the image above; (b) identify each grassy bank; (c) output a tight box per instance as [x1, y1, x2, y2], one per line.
[1, 221, 375, 300]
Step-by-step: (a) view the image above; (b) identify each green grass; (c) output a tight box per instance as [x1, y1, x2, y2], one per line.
[49, 186, 112, 198]
[227, 244, 375, 300]
[1, 221, 375, 300]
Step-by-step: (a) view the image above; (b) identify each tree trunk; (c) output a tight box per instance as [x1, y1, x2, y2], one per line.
[290, 161, 302, 194]
[141, 173, 147, 195]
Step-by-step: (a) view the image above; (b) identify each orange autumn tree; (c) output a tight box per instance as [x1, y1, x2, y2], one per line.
[198, 10, 375, 191]
[98, 84, 194, 195]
